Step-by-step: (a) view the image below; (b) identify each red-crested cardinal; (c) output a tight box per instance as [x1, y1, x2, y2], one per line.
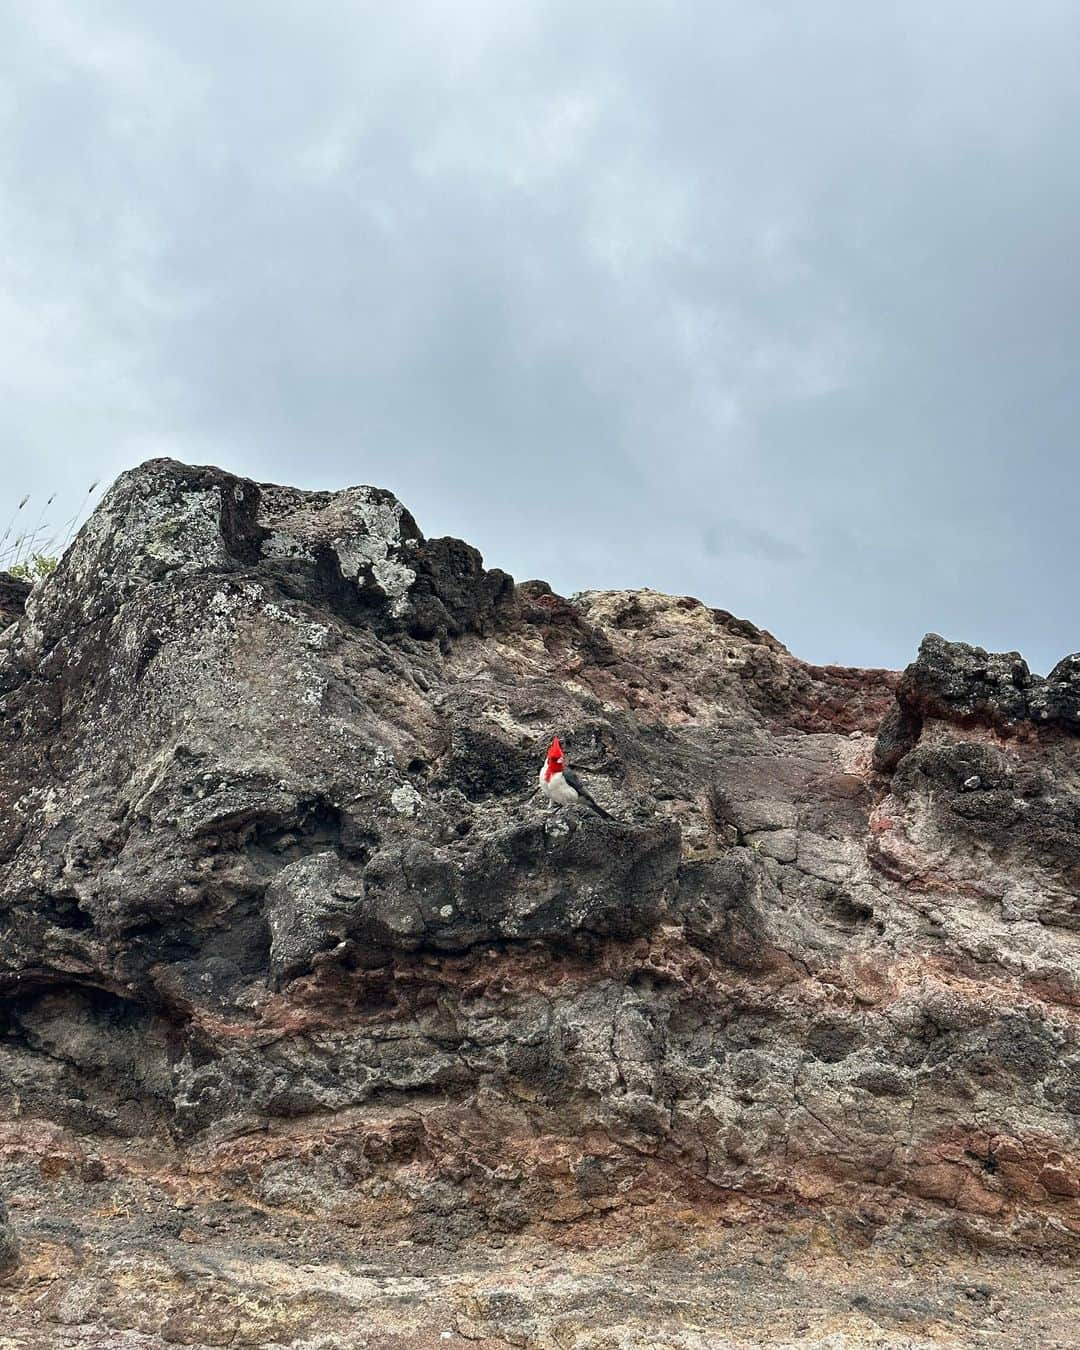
[538, 736, 614, 819]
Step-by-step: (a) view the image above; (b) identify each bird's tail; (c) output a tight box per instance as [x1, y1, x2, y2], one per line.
[581, 791, 615, 821]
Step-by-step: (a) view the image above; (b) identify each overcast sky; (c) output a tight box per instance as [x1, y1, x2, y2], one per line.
[2, 3, 1078, 671]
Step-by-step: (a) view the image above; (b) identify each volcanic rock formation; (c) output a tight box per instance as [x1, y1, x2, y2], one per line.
[0, 458, 1076, 1347]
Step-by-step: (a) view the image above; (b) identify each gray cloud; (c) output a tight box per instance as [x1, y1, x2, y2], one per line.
[703, 520, 805, 565]
[1, 2, 1078, 672]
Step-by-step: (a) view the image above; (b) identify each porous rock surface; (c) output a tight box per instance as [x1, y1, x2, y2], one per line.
[0, 573, 29, 632]
[0, 459, 1077, 1347]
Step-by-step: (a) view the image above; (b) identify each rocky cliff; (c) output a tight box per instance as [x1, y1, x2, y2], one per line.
[0, 459, 1076, 1347]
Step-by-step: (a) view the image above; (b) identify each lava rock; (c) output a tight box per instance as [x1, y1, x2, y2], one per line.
[0, 572, 30, 630]
[675, 852, 774, 970]
[871, 701, 923, 772]
[265, 852, 367, 983]
[892, 743, 1014, 798]
[360, 815, 682, 957]
[898, 633, 1035, 728]
[0, 1197, 18, 1273]
[437, 726, 536, 801]
[1031, 653, 1080, 731]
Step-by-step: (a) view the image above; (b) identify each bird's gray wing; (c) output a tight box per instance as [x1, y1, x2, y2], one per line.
[562, 769, 614, 819]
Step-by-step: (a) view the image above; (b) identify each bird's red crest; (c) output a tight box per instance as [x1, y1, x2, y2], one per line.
[546, 736, 565, 768]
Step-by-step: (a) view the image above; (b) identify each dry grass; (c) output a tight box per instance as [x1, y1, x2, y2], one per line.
[1, 480, 100, 577]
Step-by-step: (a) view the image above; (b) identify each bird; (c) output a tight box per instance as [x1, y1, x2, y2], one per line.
[538, 736, 614, 819]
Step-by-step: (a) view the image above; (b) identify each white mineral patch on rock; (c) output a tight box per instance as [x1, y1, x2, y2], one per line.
[391, 784, 423, 816]
[262, 532, 316, 562]
[260, 486, 418, 618]
[332, 491, 417, 618]
[262, 602, 331, 649]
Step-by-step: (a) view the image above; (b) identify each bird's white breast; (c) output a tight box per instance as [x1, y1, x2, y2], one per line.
[539, 769, 579, 805]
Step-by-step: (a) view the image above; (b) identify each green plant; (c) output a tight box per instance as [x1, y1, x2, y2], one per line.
[8, 554, 58, 581]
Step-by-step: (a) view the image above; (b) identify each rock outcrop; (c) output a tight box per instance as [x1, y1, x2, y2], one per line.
[0, 459, 1077, 1347]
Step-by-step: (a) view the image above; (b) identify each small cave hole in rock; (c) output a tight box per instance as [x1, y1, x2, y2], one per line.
[41, 895, 94, 931]
[825, 890, 874, 926]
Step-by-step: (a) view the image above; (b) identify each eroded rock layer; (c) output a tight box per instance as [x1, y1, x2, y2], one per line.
[0, 459, 1077, 1347]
